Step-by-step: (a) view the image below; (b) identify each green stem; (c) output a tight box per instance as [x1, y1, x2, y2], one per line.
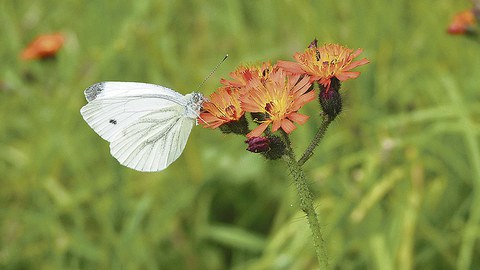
[280, 131, 328, 269]
[298, 115, 333, 166]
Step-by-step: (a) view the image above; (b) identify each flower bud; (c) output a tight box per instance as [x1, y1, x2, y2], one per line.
[250, 112, 268, 122]
[263, 136, 286, 160]
[246, 136, 270, 153]
[245, 135, 286, 160]
[219, 115, 249, 135]
[319, 78, 342, 120]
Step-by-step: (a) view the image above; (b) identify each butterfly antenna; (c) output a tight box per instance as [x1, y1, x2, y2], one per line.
[196, 54, 229, 92]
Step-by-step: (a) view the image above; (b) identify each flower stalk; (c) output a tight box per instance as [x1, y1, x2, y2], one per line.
[298, 114, 333, 166]
[280, 131, 329, 269]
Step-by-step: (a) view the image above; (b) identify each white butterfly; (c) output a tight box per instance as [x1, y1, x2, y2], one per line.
[80, 82, 205, 172]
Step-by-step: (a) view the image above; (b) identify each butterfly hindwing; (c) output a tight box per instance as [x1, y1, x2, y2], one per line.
[109, 106, 195, 172]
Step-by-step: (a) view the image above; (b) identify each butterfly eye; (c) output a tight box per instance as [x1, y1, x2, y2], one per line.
[192, 92, 204, 103]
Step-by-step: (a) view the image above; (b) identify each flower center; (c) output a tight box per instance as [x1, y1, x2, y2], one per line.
[264, 100, 287, 121]
[225, 105, 237, 119]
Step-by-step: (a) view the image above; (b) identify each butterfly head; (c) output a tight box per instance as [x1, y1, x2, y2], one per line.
[185, 92, 205, 119]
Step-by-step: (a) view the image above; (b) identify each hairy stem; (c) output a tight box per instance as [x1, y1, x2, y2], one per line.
[298, 115, 333, 166]
[280, 131, 328, 269]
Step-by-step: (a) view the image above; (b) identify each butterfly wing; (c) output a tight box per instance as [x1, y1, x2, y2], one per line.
[109, 108, 195, 171]
[80, 82, 197, 172]
[81, 82, 185, 142]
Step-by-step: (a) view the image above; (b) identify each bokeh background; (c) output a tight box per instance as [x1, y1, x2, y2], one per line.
[1, 0, 479, 269]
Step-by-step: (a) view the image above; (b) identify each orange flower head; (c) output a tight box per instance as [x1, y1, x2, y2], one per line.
[200, 86, 245, 129]
[277, 43, 369, 92]
[21, 33, 65, 60]
[241, 68, 315, 138]
[447, 10, 477, 35]
[220, 62, 274, 89]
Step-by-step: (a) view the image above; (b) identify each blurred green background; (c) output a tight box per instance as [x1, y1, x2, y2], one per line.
[1, 0, 480, 269]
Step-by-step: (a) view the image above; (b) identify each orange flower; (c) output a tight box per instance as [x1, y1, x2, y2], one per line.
[200, 86, 245, 129]
[220, 62, 274, 88]
[277, 44, 369, 92]
[447, 10, 477, 35]
[21, 33, 65, 60]
[241, 68, 315, 138]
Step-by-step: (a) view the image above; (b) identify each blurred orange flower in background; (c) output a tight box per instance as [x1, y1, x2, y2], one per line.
[21, 33, 65, 60]
[447, 10, 477, 35]
[278, 44, 369, 92]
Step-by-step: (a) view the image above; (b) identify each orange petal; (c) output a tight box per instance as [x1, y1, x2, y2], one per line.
[247, 122, 270, 138]
[290, 75, 311, 96]
[291, 90, 316, 111]
[344, 58, 370, 71]
[199, 113, 223, 128]
[288, 112, 309, 125]
[350, 48, 364, 59]
[271, 120, 282, 132]
[277, 60, 305, 74]
[280, 119, 297, 134]
[335, 71, 361, 81]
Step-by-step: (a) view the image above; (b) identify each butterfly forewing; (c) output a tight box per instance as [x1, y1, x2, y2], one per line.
[81, 96, 182, 142]
[81, 82, 187, 142]
[84, 82, 184, 102]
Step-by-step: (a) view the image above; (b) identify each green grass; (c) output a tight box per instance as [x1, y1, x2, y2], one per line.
[1, 0, 480, 269]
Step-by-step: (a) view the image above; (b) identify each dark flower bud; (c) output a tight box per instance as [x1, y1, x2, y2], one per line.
[329, 76, 342, 92]
[319, 78, 342, 120]
[250, 112, 268, 122]
[262, 136, 286, 160]
[245, 135, 286, 160]
[246, 136, 270, 153]
[219, 115, 249, 135]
